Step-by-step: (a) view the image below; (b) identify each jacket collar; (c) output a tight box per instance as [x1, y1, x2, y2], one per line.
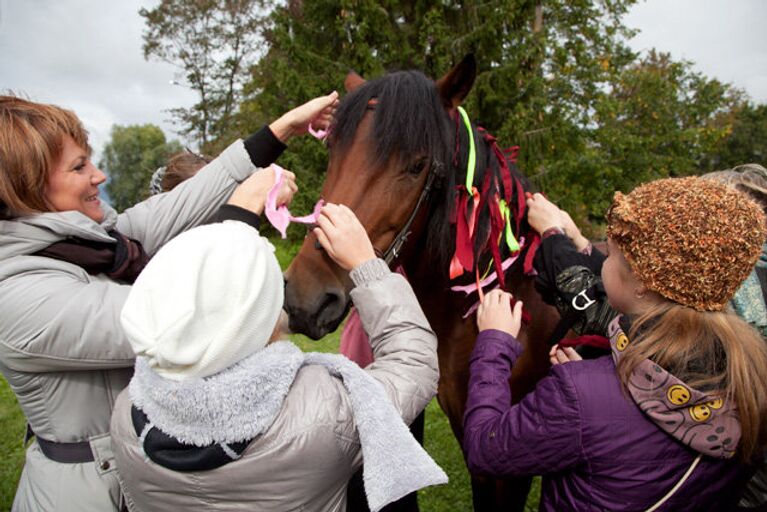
[0, 204, 118, 260]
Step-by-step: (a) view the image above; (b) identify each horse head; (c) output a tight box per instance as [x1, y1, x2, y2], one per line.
[285, 55, 478, 339]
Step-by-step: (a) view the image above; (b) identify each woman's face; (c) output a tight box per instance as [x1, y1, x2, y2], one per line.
[44, 135, 107, 223]
[601, 237, 646, 315]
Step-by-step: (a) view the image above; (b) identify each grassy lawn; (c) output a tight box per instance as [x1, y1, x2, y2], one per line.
[0, 237, 541, 511]
[0, 378, 26, 510]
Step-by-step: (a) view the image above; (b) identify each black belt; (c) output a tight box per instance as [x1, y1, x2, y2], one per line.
[27, 425, 95, 464]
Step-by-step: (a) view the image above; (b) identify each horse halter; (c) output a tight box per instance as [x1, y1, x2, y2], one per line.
[379, 159, 442, 265]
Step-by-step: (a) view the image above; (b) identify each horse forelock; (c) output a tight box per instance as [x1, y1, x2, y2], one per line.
[331, 71, 452, 171]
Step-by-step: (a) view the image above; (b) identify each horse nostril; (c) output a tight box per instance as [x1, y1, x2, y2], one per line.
[316, 290, 349, 328]
[319, 291, 341, 314]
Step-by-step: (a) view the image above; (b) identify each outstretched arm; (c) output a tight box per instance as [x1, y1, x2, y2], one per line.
[313, 204, 439, 425]
[463, 293, 584, 476]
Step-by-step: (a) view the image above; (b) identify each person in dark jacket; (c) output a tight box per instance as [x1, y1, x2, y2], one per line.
[463, 176, 767, 511]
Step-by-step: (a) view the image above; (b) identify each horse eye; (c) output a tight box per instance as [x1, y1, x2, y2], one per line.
[406, 157, 427, 175]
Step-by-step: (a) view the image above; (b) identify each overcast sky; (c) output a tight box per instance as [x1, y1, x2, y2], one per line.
[1, 0, 765, 162]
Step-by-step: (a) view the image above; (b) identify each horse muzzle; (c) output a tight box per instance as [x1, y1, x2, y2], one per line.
[284, 277, 350, 340]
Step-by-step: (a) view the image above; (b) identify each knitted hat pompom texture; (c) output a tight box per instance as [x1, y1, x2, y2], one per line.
[121, 221, 284, 380]
[606, 176, 767, 312]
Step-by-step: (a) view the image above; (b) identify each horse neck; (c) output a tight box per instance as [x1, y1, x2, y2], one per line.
[400, 215, 476, 340]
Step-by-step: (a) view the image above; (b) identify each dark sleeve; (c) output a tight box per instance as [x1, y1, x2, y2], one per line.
[243, 125, 287, 167]
[211, 204, 261, 229]
[462, 329, 584, 476]
[533, 234, 615, 337]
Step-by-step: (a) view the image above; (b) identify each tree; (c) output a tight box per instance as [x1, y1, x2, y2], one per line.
[101, 124, 182, 212]
[707, 102, 767, 170]
[538, 50, 742, 233]
[140, 0, 274, 149]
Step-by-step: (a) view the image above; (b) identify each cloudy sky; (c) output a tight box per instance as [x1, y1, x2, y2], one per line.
[1, 0, 766, 162]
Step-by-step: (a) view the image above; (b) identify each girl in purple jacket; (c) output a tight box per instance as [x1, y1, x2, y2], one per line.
[463, 177, 767, 511]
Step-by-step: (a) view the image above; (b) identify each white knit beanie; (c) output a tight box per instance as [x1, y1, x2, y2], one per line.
[121, 220, 284, 381]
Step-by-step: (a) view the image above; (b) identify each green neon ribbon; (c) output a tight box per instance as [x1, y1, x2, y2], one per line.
[457, 106, 476, 190]
[499, 199, 520, 253]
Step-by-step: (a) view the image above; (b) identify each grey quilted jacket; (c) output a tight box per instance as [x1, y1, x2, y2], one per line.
[110, 260, 440, 512]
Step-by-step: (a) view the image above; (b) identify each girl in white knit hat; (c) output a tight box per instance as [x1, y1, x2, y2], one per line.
[109, 179, 446, 511]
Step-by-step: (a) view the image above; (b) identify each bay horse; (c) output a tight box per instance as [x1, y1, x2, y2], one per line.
[284, 55, 560, 510]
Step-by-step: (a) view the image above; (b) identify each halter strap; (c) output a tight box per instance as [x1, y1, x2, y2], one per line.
[380, 160, 442, 265]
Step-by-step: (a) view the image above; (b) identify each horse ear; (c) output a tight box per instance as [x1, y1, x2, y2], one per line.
[436, 54, 477, 109]
[345, 71, 366, 92]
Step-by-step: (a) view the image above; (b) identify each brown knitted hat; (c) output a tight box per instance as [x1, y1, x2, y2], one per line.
[606, 176, 767, 311]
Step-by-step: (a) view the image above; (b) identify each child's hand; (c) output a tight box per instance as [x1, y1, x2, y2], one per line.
[313, 203, 376, 271]
[477, 289, 523, 337]
[559, 209, 591, 252]
[549, 344, 583, 365]
[526, 193, 564, 234]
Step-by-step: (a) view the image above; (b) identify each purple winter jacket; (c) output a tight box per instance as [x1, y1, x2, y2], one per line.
[463, 329, 752, 511]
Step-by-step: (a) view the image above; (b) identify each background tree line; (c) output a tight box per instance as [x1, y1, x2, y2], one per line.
[101, 0, 766, 238]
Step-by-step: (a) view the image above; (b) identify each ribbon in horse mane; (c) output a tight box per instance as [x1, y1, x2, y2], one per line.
[448, 107, 540, 318]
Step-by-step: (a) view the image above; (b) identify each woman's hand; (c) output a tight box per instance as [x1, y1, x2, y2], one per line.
[227, 166, 297, 214]
[477, 289, 523, 338]
[525, 192, 564, 234]
[269, 91, 340, 142]
[549, 344, 583, 365]
[312, 203, 376, 271]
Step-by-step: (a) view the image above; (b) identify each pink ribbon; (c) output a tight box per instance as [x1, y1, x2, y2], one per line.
[308, 122, 328, 141]
[450, 253, 520, 295]
[264, 164, 324, 239]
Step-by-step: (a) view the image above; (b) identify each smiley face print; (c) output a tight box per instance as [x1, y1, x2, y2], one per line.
[706, 398, 724, 410]
[689, 404, 712, 422]
[666, 385, 691, 405]
[615, 333, 629, 352]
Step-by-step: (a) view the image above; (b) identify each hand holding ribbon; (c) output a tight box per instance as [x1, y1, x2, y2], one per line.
[264, 164, 325, 239]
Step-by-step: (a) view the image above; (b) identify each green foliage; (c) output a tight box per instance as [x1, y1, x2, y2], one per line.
[540, 51, 742, 234]
[709, 102, 767, 170]
[101, 124, 182, 212]
[140, 0, 275, 148]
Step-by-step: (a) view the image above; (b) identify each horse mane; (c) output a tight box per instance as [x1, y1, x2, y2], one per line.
[330, 70, 532, 276]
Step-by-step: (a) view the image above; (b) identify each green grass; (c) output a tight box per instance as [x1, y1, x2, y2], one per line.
[0, 237, 541, 511]
[0, 377, 26, 511]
